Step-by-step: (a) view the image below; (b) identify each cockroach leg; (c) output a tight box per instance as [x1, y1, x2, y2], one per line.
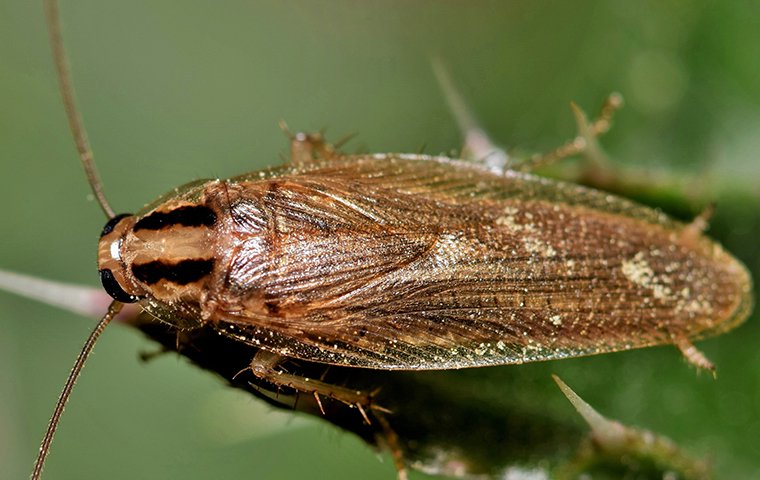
[279, 120, 337, 165]
[680, 204, 715, 248]
[520, 93, 624, 172]
[434, 59, 624, 177]
[249, 350, 381, 419]
[552, 375, 710, 480]
[675, 338, 717, 375]
[312, 391, 326, 415]
[292, 131, 337, 164]
[355, 402, 371, 425]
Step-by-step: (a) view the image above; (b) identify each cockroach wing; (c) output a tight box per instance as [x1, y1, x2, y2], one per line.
[211, 155, 752, 370]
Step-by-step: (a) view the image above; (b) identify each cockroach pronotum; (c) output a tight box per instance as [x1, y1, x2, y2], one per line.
[20, 1, 753, 479]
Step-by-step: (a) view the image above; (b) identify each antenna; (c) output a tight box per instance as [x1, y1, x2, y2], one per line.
[30, 301, 124, 480]
[43, 0, 115, 219]
[32, 1, 125, 477]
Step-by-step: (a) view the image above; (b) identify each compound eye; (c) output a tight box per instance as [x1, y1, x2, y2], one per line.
[100, 213, 133, 238]
[99, 268, 140, 303]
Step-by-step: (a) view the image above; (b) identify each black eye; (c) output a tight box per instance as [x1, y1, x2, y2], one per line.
[99, 269, 140, 303]
[100, 213, 133, 238]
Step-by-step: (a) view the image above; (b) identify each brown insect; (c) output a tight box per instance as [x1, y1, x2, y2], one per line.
[32, 0, 753, 479]
[98, 148, 751, 372]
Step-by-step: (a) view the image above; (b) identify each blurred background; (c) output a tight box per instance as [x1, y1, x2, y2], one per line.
[1, 1, 758, 478]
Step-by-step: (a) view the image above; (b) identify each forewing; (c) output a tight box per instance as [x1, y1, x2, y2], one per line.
[215, 156, 751, 370]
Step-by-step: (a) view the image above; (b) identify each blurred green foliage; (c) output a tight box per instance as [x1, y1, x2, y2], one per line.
[1, 1, 758, 479]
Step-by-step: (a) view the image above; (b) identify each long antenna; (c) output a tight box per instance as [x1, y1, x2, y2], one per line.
[33, 1, 124, 477]
[43, 0, 115, 219]
[30, 301, 124, 480]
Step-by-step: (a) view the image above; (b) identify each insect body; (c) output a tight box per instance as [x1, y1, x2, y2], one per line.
[31, 0, 753, 478]
[98, 149, 751, 371]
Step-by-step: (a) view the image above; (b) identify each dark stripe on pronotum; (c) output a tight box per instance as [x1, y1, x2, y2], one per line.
[134, 205, 217, 231]
[132, 259, 215, 285]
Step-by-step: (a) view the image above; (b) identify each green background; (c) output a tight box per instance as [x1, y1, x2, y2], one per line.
[1, 1, 758, 479]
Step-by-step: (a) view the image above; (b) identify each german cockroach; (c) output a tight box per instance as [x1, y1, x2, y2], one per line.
[16, 1, 753, 479]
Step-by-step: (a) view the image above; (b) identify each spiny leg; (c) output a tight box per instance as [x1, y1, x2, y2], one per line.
[432, 58, 624, 177]
[248, 351, 407, 477]
[518, 93, 624, 172]
[248, 350, 387, 422]
[279, 121, 339, 166]
[673, 205, 718, 377]
[674, 337, 716, 376]
[679, 203, 715, 249]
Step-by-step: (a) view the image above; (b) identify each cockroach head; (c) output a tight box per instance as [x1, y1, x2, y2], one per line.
[97, 213, 143, 303]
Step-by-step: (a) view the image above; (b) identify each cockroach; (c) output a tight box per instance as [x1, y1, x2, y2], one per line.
[29, 0, 753, 479]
